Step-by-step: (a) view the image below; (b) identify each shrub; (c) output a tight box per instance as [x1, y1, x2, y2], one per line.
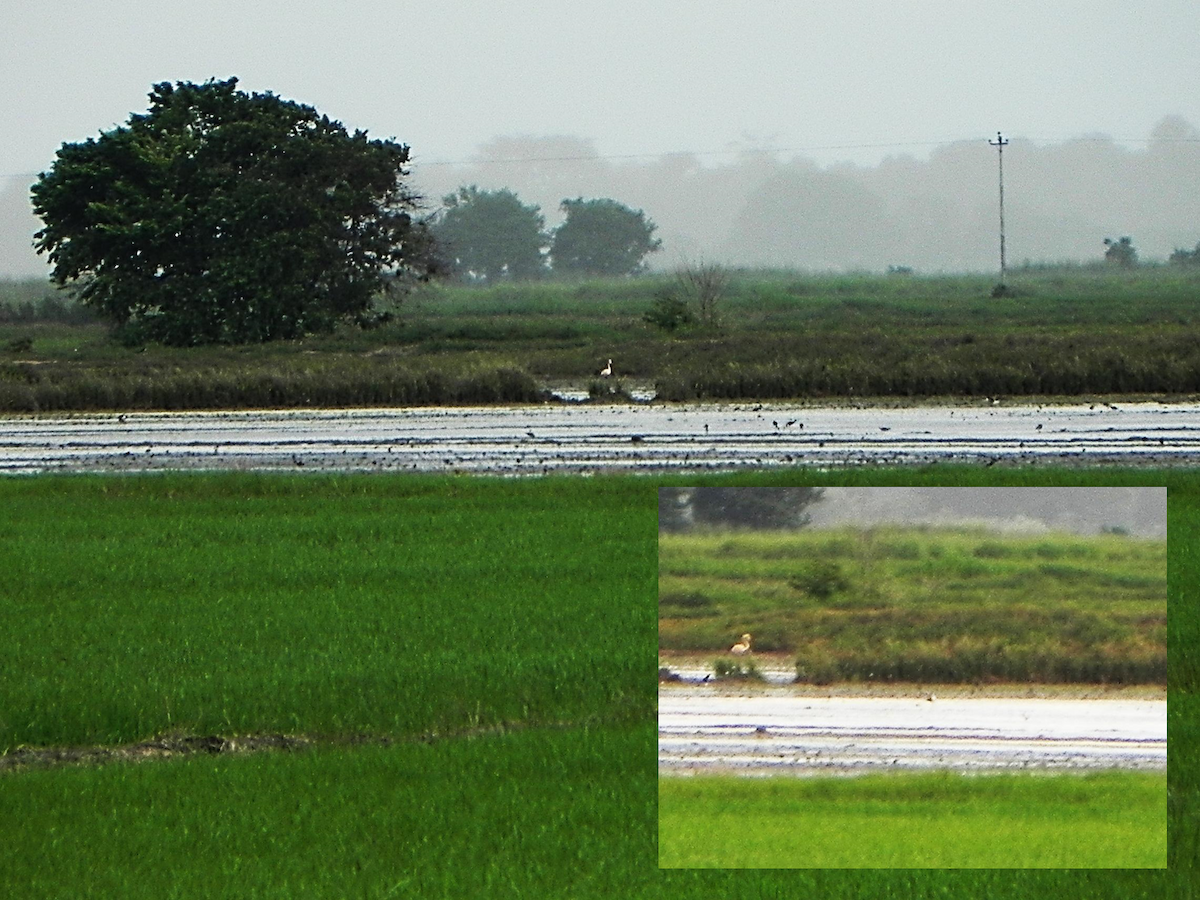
[789, 561, 850, 599]
[712, 658, 764, 681]
[794, 647, 841, 685]
[642, 294, 695, 332]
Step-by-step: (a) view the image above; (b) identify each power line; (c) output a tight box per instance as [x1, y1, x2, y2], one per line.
[3, 134, 1197, 180]
[410, 135, 1200, 168]
[412, 138, 975, 167]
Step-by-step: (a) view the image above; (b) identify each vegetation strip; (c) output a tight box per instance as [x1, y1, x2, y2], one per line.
[5, 267, 1200, 410]
[0, 718, 595, 774]
[660, 770, 1167, 868]
[660, 525, 1165, 685]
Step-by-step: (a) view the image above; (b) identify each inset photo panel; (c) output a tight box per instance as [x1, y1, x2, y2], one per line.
[659, 486, 1167, 869]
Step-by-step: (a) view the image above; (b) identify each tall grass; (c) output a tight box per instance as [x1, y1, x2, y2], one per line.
[659, 526, 1166, 684]
[4, 267, 1200, 408]
[0, 356, 543, 411]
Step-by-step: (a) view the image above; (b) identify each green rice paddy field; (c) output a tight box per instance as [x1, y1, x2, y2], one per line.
[660, 771, 1166, 868]
[0, 467, 1196, 897]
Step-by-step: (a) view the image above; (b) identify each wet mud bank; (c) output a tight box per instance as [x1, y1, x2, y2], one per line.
[3, 401, 1200, 474]
[658, 690, 1167, 776]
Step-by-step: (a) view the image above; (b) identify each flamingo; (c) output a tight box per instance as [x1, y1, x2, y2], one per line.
[600, 359, 613, 378]
[730, 633, 752, 655]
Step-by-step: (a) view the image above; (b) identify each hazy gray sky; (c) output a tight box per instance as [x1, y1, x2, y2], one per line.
[4, 2, 1198, 276]
[808, 488, 1166, 537]
[4, 0, 1198, 179]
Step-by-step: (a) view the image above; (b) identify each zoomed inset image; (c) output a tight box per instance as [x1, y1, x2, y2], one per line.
[658, 486, 1167, 868]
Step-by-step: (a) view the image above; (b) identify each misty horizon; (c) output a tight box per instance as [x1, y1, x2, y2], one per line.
[806, 487, 1166, 538]
[4, 2, 1197, 279]
[4, 116, 1197, 279]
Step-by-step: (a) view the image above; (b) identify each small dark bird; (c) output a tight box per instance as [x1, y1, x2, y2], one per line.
[1036, 423, 1043, 431]
[526, 431, 535, 439]
[785, 419, 797, 427]
[773, 420, 779, 429]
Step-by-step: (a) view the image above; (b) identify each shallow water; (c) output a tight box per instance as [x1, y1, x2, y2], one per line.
[658, 691, 1167, 775]
[2, 400, 1198, 474]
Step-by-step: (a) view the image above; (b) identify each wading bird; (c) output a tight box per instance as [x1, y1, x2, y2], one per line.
[730, 633, 752, 655]
[600, 359, 613, 377]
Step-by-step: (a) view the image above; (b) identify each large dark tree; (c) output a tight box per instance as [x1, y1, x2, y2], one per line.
[550, 197, 661, 277]
[689, 487, 825, 530]
[431, 185, 546, 281]
[32, 78, 428, 345]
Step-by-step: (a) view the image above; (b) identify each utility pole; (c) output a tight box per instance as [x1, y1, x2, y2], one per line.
[989, 132, 1009, 289]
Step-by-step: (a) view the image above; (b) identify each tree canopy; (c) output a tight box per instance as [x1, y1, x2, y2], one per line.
[550, 197, 661, 277]
[32, 78, 429, 345]
[660, 487, 825, 531]
[430, 186, 546, 281]
[1170, 242, 1200, 267]
[1103, 236, 1138, 268]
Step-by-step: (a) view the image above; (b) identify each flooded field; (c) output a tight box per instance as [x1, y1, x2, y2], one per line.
[2, 400, 1199, 474]
[659, 687, 1167, 776]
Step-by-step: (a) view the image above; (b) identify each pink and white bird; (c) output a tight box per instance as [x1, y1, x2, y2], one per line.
[730, 633, 752, 655]
[600, 359, 613, 377]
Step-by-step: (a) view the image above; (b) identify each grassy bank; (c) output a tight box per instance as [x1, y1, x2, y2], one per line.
[659, 526, 1166, 684]
[3, 267, 1200, 410]
[660, 771, 1166, 868]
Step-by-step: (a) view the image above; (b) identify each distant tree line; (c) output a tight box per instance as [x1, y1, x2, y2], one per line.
[1170, 242, 1200, 267]
[659, 487, 825, 532]
[429, 186, 661, 282]
[1104, 235, 1200, 269]
[27, 76, 1194, 348]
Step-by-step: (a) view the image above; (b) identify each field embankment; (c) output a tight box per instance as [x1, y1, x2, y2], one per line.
[3, 267, 1200, 410]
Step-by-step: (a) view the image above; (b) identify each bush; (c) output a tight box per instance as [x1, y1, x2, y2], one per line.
[789, 562, 850, 599]
[642, 294, 695, 332]
[712, 658, 764, 681]
[794, 648, 841, 685]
